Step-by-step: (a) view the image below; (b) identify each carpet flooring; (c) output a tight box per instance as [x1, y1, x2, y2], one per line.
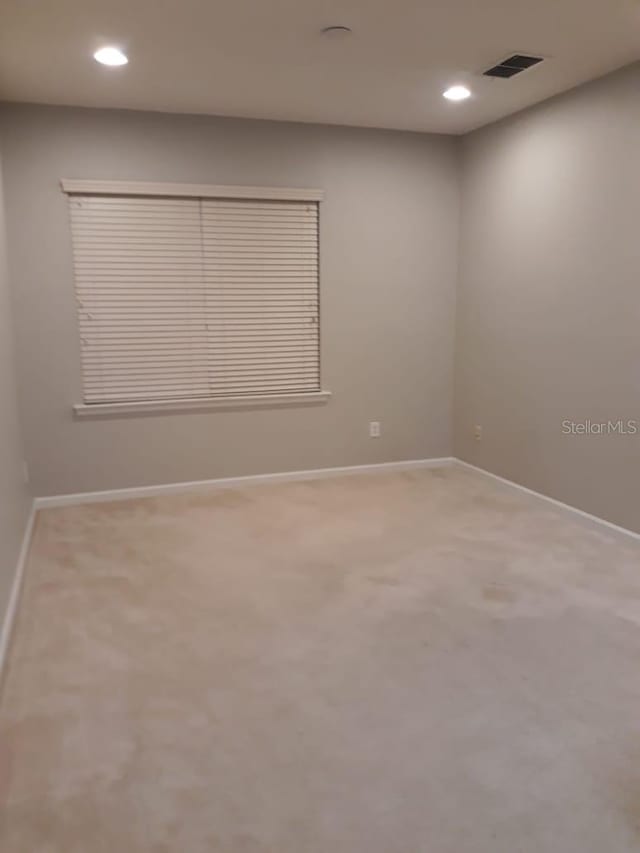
[1, 466, 639, 852]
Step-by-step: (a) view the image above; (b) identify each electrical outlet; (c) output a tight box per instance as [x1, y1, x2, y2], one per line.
[474, 425, 483, 441]
[369, 421, 381, 438]
[22, 460, 30, 484]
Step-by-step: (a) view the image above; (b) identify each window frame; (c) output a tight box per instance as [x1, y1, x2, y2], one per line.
[62, 180, 330, 418]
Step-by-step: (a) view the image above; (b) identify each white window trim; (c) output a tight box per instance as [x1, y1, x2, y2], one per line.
[73, 390, 332, 419]
[61, 179, 324, 202]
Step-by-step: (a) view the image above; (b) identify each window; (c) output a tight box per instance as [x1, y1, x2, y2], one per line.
[63, 181, 328, 415]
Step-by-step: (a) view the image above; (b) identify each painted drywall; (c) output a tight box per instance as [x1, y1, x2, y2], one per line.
[0, 149, 30, 618]
[455, 62, 640, 534]
[0, 104, 458, 496]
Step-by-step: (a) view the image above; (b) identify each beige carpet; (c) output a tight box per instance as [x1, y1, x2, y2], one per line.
[1, 466, 640, 852]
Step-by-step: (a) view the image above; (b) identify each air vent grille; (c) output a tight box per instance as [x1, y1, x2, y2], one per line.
[484, 54, 544, 78]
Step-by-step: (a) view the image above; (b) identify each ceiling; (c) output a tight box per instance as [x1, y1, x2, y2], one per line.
[0, 0, 638, 135]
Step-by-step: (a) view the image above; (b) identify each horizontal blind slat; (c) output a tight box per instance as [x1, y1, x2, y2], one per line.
[81, 332, 315, 341]
[83, 377, 318, 393]
[78, 296, 317, 303]
[83, 357, 319, 369]
[80, 343, 318, 352]
[83, 369, 320, 383]
[85, 386, 319, 403]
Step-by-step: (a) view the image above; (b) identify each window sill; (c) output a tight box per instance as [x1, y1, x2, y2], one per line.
[73, 390, 332, 419]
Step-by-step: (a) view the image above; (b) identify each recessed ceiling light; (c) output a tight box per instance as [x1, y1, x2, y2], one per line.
[443, 85, 471, 102]
[93, 46, 128, 67]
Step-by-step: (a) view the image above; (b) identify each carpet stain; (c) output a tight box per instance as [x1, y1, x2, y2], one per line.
[482, 583, 516, 603]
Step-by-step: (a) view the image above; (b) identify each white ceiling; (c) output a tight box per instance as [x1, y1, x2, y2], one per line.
[0, 0, 638, 135]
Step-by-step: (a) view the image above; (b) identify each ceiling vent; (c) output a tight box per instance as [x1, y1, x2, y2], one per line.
[483, 54, 544, 79]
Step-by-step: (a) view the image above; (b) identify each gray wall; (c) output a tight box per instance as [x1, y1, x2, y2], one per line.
[4, 67, 637, 531]
[0, 149, 30, 618]
[0, 104, 459, 496]
[455, 63, 640, 534]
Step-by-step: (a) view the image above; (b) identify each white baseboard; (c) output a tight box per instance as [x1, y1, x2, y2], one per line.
[0, 502, 37, 679]
[34, 457, 455, 509]
[454, 459, 640, 542]
[32, 455, 639, 543]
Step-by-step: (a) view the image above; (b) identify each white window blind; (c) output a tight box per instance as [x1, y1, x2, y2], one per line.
[66, 184, 321, 407]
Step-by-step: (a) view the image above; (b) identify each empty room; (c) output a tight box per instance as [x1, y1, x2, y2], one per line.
[0, 1, 639, 850]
